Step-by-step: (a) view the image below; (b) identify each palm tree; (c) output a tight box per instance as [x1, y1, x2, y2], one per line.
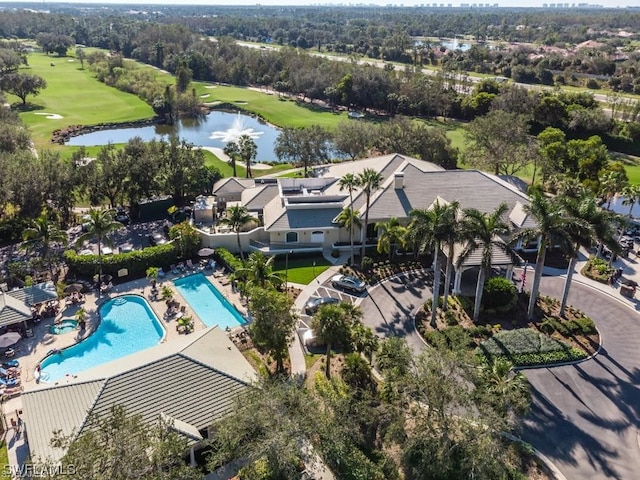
[478, 357, 530, 418]
[350, 322, 379, 364]
[357, 168, 384, 263]
[599, 171, 628, 210]
[513, 193, 584, 320]
[374, 217, 407, 260]
[75, 209, 122, 294]
[458, 203, 513, 322]
[312, 302, 360, 378]
[22, 211, 68, 281]
[559, 194, 619, 316]
[220, 205, 257, 261]
[335, 207, 361, 267]
[410, 200, 460, 325]
[621, 184, 640, 218]
[235, 252, 283, 289]
[339, 173, 360, 265]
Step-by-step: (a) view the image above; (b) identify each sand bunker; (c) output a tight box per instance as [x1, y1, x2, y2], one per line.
[34, 112, 63, 120]
[205, 85, 217, 89]
[234, 101, 248, 105]
[67, 59, 75, 62]
[200, 93, 210, 98]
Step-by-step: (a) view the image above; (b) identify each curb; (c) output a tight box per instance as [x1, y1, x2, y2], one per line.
[502, 433, 568, 480]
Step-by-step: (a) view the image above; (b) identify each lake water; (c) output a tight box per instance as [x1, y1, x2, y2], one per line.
[66, 111, 282, 162]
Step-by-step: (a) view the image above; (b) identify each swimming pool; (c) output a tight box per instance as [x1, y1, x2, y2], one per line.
[174, 273, 246, 329]
[40, 295, 165, 382]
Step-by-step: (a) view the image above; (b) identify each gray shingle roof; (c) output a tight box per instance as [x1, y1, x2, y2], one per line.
[0, 294, 33, 327]
[367, 166, 530, 222]
[242, 184, 279, 212]
[7, 282, 58, 306]
[22, 327, 256, 462]
[212, 178, 255, 196]
[266, 208, 343, 231]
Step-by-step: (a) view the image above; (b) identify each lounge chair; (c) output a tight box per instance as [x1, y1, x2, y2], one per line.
[0, 376, 19, 387]
[0, 367, 20, 378]
[186, 259, 196, 271]
[170, 264, 179, 274]
[4, 349, 15, 358]
[0, 385, 23, 399]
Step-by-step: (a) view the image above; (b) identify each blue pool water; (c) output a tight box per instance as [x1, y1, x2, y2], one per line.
[174, 273, 246, 329]
[40, 295, 165, 382]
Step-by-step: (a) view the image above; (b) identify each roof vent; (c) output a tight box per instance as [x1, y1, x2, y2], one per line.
[394, 172, 405, 189]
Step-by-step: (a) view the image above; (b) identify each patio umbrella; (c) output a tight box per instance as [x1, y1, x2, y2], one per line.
[64, 284, 84, 294]
[198, 247, 215, 257]
[0, 332, 22, 348]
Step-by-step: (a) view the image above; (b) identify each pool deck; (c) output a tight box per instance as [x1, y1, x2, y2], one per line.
[5, 267, 245, 395]
[3, 267, 246, 470]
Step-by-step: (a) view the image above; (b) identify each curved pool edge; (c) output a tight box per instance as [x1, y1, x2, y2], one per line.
[36, 293, 167, 383]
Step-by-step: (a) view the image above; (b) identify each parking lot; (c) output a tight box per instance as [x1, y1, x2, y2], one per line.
[297, 279, 366, 331]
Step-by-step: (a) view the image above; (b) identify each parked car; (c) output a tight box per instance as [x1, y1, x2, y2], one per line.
[330, 274, 366, 293]
[304, 296, 340, 315]
[148, 232, 167, 246]
[115, 207, 130, 225]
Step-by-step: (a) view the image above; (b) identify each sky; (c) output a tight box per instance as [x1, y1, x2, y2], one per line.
[2, 0, 637, 7]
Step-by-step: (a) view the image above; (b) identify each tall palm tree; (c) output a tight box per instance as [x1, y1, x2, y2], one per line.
[357, 168, 384, 263]
[220, 205, 257, 262]
[75, 209, 122, 293]
[621, 184, 640, 218]
[339, 173, 359, 265]
[410, 200, 460, 324]
[457, 203, 513, 322]
[336, 207, 361, 267]
[350, 322, 379, 364]
[235, 252, 283, 289]
[22, 211, 68, 281]
[559, 193, 618, 316]
[374, 217, 407, 260]
[514, 193, 584, 320]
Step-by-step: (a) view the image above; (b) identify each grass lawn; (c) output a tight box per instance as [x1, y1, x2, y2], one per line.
[0, 440, 9, 480]
[305, 353, 324, 370]
[193, 83, 349, 130]
[11, 53, 155, 150]
[273, 253, 332, 285]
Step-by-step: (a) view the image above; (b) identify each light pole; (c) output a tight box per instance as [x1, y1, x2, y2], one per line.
[284, 250, 293, 292]
[312, 260, 316, 283]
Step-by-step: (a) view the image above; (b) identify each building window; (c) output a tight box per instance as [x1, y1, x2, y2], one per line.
[286, 232, 298, 243]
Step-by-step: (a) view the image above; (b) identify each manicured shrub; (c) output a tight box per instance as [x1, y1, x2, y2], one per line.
[214, 247, 243, 272]
[444, 310, 458, 326]
[360, 256, 373, 271]
[64, 243, 178, 279]
[482, 276, 517, 310]
[479, 328, 587, 366]
[576, 317, 597, 335]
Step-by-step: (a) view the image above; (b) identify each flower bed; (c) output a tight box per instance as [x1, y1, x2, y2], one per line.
[478, 329, 587, 366]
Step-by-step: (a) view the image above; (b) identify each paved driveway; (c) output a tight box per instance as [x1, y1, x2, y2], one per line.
[357, 272, 640, 480]
[357, 269, 432, 352]
[522, 277, 640, 480]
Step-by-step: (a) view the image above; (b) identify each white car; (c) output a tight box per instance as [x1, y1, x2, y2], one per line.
[330, 274, 366, 293]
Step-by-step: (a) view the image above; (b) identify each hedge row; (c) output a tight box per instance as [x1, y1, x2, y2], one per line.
[214, 247, 243, 272]
[64, 243, 178, 279]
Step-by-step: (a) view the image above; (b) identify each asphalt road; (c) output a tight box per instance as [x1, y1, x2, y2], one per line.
[357, 272, 640, 480]
[522, 277, 640, 480]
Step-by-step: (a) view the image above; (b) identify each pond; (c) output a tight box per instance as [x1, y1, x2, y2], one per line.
[66, 111, 282, 162]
